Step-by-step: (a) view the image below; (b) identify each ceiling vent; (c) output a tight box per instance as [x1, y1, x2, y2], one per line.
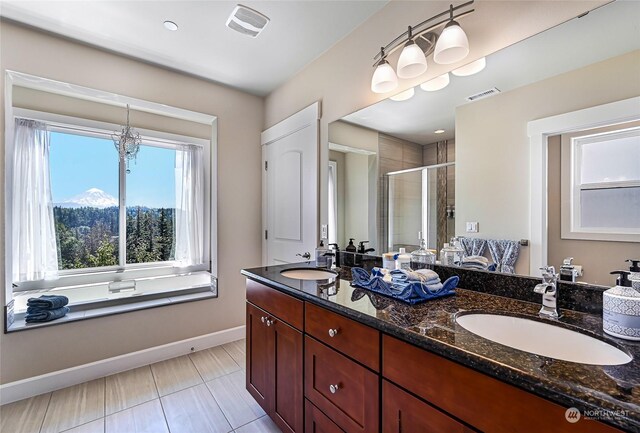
[226, 4, 270, 38]
[466, 87, 501, 102]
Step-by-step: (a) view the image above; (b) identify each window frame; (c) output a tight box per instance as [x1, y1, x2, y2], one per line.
[10, 107, 213, 292]
[561, 122, 640, 242]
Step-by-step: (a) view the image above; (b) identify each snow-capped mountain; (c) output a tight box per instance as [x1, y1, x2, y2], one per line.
[57, 188, 118, 208]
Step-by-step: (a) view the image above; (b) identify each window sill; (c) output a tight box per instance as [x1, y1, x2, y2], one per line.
[5, 273, 217, 333]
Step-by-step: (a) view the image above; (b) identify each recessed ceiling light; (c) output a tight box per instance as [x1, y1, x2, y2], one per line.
[390, 88, 415, 102]
[164, 20, 178, 31]
[434, 129, 445, 134]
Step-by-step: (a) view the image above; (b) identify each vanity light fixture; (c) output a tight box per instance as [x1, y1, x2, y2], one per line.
[390, 87, 415, 102]
[163, 20, 178, 31]
[370, 1, 474, 93]
[112, 104, 141, 174]
[397, 27, 428, 79]
[434, 129, 446, 134]
[452, 57, 486, 76]
[371, 48, 398, 94]
[420, 73, 450, 91]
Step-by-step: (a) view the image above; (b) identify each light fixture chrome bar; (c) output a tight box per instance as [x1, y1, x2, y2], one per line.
[373, 1, 474, 63]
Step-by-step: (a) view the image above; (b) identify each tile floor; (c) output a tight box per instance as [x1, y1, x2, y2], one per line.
[0, 339, 281, 433]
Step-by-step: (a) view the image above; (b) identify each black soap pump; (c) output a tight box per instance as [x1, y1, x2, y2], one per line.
[610, 270, 632, 287]
[345, 238, 357, 252]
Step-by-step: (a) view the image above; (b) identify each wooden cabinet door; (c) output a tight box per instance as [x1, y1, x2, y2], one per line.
[305, 400, 346, 433]
[383, 381, 476, 433]
[246, 302, 272, 413]
[272, 318, 303, 433]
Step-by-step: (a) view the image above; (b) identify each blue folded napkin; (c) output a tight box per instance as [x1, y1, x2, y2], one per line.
[27, 295, 69, 309]
[25, 306, 70, 323]
[390, 269, 440, 284]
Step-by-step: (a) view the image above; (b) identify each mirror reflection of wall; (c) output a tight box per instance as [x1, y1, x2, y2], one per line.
[328, 121, 378, 253]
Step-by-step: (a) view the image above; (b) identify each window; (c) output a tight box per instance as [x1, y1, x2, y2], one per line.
[561, 122, 640, 242]
[10, 109, 211, 290]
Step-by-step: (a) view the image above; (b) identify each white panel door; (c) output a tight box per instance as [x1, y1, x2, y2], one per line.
[262, 102, 319, 265]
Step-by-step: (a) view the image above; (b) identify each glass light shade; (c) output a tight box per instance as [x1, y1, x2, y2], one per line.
[396, 41, 427, 79]
[419, 73, 450, 92]
[389, 87, 415, 102]
[371, 60, 398, 93]
[433, 20, 469, 64]
[452, 57, 486, 76]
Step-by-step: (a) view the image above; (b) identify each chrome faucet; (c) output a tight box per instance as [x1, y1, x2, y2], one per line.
[534, 266, 560, 319]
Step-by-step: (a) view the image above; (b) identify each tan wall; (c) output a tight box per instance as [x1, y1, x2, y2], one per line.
[455, 51, 640, 276]
[263, 0, 606, 252]
[0, 21, 264, 383]
[547, 132, 640, 286]
[328, 120, 378, 153]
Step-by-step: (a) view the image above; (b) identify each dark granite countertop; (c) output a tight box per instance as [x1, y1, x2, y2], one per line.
[241, 263, 640, 432]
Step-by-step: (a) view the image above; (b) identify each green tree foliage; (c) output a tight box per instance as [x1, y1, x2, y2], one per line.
[54, 206, 175, 269]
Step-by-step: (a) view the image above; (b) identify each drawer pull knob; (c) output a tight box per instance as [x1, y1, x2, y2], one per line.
[328, 328, 339, 338]
[260, 316, 266, 324]
[266, 318, 274, 327]
[329, 384, 340, 394]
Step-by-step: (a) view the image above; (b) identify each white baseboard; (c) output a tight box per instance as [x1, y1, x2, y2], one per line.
[0, 325, 245, 405]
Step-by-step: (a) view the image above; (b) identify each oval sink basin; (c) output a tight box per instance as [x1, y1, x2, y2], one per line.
[280, 268, 337, 281]
[456, 313, 632, 366]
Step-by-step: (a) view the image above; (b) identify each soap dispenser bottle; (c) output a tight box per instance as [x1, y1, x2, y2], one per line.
[344, 238, 357, 267]
[315, 240, 329, 268]
[603, 268, 640, 340]
[626, 259, 640, 291]
[345, 239, 357, 252]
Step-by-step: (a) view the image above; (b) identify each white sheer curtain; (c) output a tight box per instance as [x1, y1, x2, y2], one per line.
[327, 162, 338, 245]
[12, 118, 59, 282]
[174, 145, 204, 266]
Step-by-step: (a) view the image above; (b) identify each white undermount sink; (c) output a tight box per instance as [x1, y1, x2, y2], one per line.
[456, 313, 632, 366]
[280, 268, 337, 281]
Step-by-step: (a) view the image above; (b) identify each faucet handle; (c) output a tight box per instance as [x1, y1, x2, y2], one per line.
[539, 266, 558, 281]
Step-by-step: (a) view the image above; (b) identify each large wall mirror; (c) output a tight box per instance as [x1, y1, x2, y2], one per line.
[327, 0, 640, 286]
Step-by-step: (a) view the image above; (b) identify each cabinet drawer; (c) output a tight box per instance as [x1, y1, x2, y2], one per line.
[305, 302, 380, 371]
[305, 399, 346, 433]
[247, 279, 303, 330]
[382, 335, 623, 433]
[305, 336, 379, 433]
[383, 380, 476, 433]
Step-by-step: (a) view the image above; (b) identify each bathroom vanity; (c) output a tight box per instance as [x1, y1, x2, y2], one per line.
[241, 264, 639, 433]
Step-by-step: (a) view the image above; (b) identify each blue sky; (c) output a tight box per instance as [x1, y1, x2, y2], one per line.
[49, 131, 176, 208]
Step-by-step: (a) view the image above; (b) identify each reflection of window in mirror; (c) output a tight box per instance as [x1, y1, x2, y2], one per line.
[560, 120, 640, 242]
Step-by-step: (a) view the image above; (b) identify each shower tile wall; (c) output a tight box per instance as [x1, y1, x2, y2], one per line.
[378, 134, 423, 250]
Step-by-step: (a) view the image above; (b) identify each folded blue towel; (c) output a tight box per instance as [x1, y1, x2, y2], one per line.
[27, 295, 69, 309]
[25, 306, 69, 323]
[351, 267, 457, 305]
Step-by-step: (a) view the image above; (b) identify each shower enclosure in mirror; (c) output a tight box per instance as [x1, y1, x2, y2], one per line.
[385, 162, 454, 253]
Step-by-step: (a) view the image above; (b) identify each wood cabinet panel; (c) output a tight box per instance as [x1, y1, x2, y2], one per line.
[272, 319, 304, 433]
[304, 336, 379, 433]
[246, 302, 271, 413]
[305, 400, 346, 433]
[247, 280, 304, 330]
[383, 380, 476, 433]
[305, 302, 380, 371]
[382, 335, 623, 433]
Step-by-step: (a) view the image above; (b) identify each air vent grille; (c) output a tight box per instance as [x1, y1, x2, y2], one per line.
[466, 87, 501, 102]
[226, 4, 270, 38]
